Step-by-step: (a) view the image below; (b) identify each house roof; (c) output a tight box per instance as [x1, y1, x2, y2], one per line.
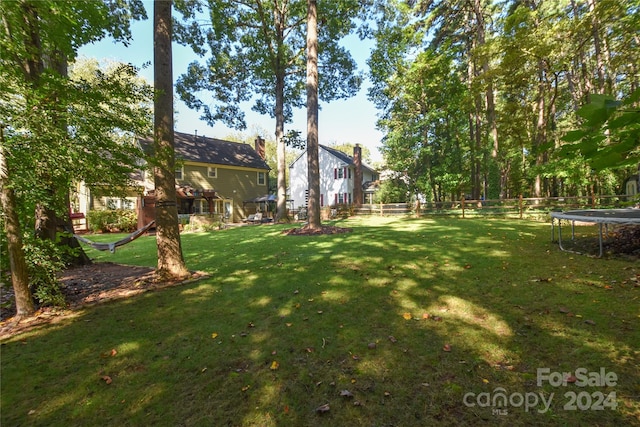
[138, 131, 270, 170]
[290, 145, 377, 174]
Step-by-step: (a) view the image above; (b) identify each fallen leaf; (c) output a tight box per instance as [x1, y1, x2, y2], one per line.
[584, 319, 596, 325]
[241, 385, 251, 392]
[340, 390, 354, 398]
[211, 332, 218, 339]
[422, 313, 430, 319]
[388, 335, 398, 343]
[566, 375, 577, 383]
[368, 342, 377, 349]
[101, 375, 112, 385]
[286, 323, 292, 327]
[110, 349, 117, 357]
[270, 361, 279, 370]
[482, 378, 489, 384]
[443, 344, 452, 352]
[559, 307, 570, 314]
[402, 312, 412, 320]
[315, 403, 330, 413]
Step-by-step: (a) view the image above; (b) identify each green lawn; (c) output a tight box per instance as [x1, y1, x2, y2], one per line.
[1, 216, 638, 426]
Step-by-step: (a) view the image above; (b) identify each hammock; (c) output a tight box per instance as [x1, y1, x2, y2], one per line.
[74, 221, 155, 254]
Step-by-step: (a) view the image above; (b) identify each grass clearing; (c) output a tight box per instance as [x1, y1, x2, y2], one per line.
[1, 216, 638, 425]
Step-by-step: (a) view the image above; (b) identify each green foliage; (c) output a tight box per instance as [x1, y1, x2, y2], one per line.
[374, 177, 410, 203]
[560, 90, 640, 171]
[87, 209, 137, 233]
[22, 236, 67, 307]
[368, 0, 639, 199]
[175, 0, 364, 128]
[0, 0, 151, 233]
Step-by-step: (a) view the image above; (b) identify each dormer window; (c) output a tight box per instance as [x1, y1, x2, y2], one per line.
[208, 167, 217, 178]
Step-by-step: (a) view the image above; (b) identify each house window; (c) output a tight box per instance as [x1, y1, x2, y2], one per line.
[257, 171, 266, 186]
[104, 197, 134, 210]
[348, 168, 352, 179]
[338, 193, 345, 204]
[335, 167, 346, 179]
[348, 193, 352, 204]
[208, 167, 217, 178]
[175, 166, 183, 180]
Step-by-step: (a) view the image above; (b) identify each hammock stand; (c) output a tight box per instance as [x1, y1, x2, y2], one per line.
[75, 221, 155, 254]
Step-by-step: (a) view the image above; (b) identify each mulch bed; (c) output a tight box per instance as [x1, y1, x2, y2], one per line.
[283, 225, 352, 236]
[0, 263, 206, 339]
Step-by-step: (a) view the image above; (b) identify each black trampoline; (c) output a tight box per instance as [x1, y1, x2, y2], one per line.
[550, 208, 640, 257]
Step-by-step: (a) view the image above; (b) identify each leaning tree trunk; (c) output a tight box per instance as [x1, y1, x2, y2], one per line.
[0, 140, 35, 317]
[306, 0, 321, 230]
[153, 0, 189, 280]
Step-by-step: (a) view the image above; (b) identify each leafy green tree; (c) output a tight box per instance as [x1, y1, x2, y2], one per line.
[560, 90, 640, 172]
[176, 0, 364, 221]
[368, 0, 639, 201]
[0, 0, 149, 313]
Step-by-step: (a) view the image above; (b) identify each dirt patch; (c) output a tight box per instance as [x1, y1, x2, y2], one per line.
[283, 225, 352, 236]
[0, 262, 206, 339]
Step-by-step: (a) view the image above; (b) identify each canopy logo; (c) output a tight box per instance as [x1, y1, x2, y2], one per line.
[462, 367, 618, 416]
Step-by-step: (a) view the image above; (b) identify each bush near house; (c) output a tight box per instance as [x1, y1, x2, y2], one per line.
[86, 209, 137, 233]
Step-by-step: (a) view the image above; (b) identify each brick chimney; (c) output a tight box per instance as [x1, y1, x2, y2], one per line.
[353, 144, 363, 207]
[254, 136, 266, 160]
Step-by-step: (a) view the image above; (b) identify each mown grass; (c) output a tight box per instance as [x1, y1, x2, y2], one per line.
[1, 216, 638, 426]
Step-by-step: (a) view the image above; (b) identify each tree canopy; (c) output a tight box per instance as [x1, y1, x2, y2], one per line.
[368, 0, 640, 202]
[175, 0, 365, 220]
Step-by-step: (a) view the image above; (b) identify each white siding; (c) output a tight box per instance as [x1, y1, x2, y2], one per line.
[289, 146, 377, 209]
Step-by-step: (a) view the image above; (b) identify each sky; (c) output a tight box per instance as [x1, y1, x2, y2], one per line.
[77, 3, 385, 162]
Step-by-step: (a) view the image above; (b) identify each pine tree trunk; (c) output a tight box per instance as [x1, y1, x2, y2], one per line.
[153, 0, 189, 280]
[306, 0, 321, 230]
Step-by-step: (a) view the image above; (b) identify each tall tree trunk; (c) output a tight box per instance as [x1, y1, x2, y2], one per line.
[275, 74, 287, 222]
[274, 8, 288, 223]
[153, 0, 189, 280]
[0, 134, 35, 317]
[306, 0, 321, 229]
[587, 0, 606, 95]
[533, 59, 547, 198]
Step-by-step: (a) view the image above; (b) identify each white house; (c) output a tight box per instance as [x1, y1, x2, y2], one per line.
[288, 144, 378, 211]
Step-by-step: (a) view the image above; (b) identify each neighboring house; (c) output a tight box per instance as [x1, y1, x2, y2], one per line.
[75, 132, 270, 224]
[288, 144, 378, 211]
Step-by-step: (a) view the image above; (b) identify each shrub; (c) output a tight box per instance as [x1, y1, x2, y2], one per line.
[87, 209, 137, 233]
[22, 235, 67, 307]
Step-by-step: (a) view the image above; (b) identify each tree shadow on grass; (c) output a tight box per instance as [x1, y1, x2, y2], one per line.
[1, 217, 638, 426]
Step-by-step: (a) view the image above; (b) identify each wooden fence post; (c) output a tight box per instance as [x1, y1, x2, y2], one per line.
[461, 197, 465, 219]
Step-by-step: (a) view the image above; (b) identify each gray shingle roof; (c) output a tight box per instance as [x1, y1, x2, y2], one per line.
[138, 131, 270, 170]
